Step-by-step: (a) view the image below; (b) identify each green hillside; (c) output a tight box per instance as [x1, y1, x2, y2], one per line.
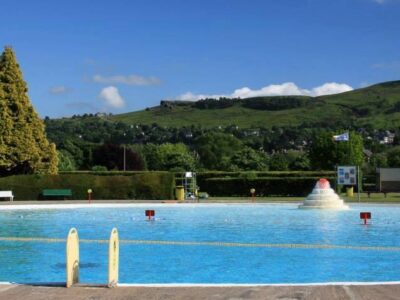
[112, 80, 400, 129]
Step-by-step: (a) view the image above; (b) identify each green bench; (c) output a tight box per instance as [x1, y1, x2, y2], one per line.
[42, 189, 72, 200]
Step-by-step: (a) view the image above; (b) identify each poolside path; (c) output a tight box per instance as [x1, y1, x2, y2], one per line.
[0, 284, 400, 300]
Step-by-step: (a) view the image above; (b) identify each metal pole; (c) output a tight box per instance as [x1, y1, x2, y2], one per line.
[123, 145, 126, 171]
[357, 165, 361, 203]
[123, 132, 126, 171]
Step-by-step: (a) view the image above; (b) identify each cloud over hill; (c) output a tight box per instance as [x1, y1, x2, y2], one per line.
[178, 82, 353, 101]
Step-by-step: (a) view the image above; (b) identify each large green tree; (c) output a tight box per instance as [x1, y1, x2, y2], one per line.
[144, 143, 196, 171]
[92, 144, 145, 171]
[229, 147, 268, 171]
[0, 47, 58, 175]
[386, 146, 400, 167]
[309, 131, 364, 170]
[195, 132, 243, 170]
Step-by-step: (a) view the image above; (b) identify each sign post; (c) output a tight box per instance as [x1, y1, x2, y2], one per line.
[360, 212, 371, 225]
[145, 210, 155, 220]
[87, 189, 93, 203]
[337, 166, 360, 201]
[357, 165, 361, 203]
[250, 188, 256, 202]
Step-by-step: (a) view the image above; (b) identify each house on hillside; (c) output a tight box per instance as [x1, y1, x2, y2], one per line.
[243, 129, 260, 137]
[379, 130, 395, 144]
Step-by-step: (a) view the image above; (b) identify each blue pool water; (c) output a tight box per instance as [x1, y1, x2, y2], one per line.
[0, 203, 399, 284]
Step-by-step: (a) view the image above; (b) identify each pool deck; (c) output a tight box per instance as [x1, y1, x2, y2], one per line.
[1, 199, 400, 206]
[0, 200, 170, 205]
[1, 283, 400, 300]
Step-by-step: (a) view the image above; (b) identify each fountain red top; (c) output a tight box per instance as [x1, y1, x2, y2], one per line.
[317, 178, 330, 189]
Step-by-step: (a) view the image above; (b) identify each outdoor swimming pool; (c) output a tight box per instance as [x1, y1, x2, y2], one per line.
[0, 203, 399, 284]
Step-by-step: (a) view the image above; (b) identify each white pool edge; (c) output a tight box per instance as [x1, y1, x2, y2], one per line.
[1, 281, 400, 287]
[0, 203, 298, 210]
[1, 202, 400, 210]
[118, 281, 400, 287]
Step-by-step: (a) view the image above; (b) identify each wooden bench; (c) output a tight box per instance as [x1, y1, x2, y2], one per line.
[366, 191, 388, 198]
[42, 189, 72, 200]
[0, 191, 14, 201]
[363, 184, 389, 198]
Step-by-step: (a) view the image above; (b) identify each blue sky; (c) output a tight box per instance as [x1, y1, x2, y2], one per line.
[0, 0, 399, 117]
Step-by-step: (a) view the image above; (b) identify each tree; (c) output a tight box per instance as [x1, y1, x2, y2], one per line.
[0, 47, 58, 175]
[386, 146, 400, 167]
[269, 152, 290, 171]
[268, 150, 310, 171]
[286, 150, 311, 171]
[58, 140, 85, 168]
[57, 150, 76, 171]
[309, 131, 364, 170]
[93, 144, 145, 171]
[229, 147, 268, 171]
[195, 133, 243, 170]
[144, 143, 196, 171]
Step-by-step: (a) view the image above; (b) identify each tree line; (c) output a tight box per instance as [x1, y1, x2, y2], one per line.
[1, 45, 400, 177]
[43, 112, 400, 175]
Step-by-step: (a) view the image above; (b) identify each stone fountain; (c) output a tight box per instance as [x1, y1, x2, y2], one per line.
[299, 178, 349, 209]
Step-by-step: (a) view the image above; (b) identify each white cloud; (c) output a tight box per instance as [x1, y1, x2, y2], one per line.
[98, 86, 125, 108]
[310, 83, 353, 97]
[177, 82, 353, 101]
[231, 83, 309, 98]
[49, 86, 70, 95]
[93, 74, 161, 86]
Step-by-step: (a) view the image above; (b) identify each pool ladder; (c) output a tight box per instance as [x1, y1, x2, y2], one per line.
[66, 227, 119, 288]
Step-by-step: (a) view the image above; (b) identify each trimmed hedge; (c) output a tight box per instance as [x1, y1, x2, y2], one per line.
[196, 171, 337, 197]
[201, 177, 336, 197]
[0, 172, 174, 200]
[195, 171, 336, 179]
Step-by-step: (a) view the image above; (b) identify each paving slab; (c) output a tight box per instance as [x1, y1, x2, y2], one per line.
[0, 284, 400, 300]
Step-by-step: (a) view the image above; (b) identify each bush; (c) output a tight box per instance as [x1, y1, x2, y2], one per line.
[195, 171, 335, 180]
[196, 171, 336, 197]
[0, 172, 174, 200]
[201, 177, 335, 197]
[242, 96, 312, 111]
[92, 165, 108, 172]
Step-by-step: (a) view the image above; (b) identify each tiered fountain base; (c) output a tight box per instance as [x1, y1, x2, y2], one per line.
[299, 178, 349, 210]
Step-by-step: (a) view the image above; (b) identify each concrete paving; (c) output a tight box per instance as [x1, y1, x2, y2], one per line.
[0, 200, 163, 205]
[0, 284, 400, 300]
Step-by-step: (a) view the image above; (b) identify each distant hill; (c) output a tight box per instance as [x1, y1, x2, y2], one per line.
[111, 80, 400, 129]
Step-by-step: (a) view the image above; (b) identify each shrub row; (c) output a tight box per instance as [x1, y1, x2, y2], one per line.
[191, 96, 312, 111]
[242, 96, 312, 111]
[198, 176, 336, 197]
[0, 172, 174, 200]
[195, 171, 336, 180]
[195, 171, 338, 197]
